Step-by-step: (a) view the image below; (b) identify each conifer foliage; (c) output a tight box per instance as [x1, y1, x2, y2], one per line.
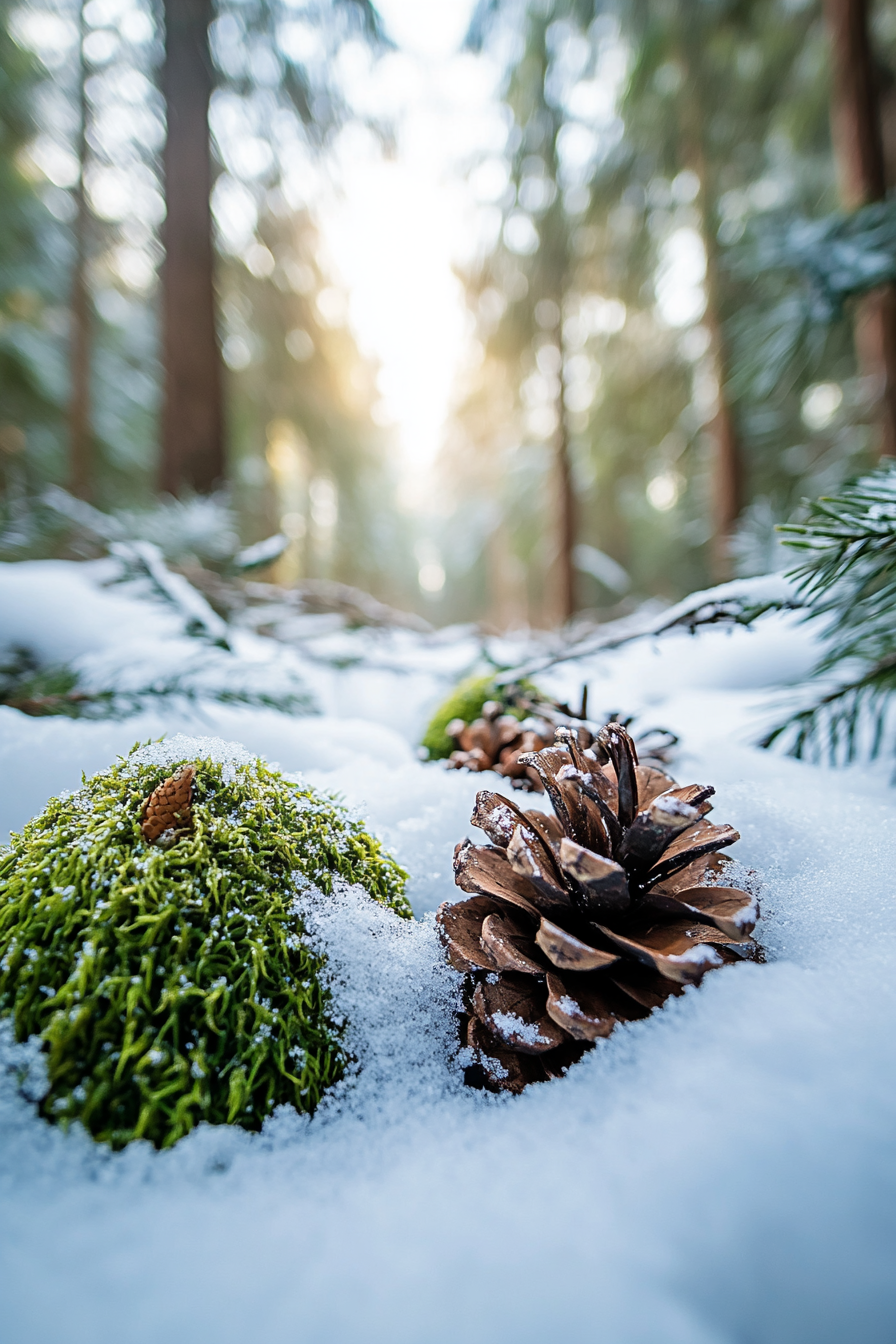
[765, 462, 896, 763]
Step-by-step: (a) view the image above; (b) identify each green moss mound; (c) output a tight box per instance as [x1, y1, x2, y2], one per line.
[421, 675, 542, 760]
[0, 741, 410, 1149]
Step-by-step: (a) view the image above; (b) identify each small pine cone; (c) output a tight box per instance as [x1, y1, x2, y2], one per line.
[437, 724, 761, 1094]
[445, 711, 549, 790]
[140, 764, 195, 844]
[449, 747, 492, 773]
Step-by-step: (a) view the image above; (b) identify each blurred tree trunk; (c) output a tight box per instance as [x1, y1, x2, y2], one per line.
[700, 186, 743, 581]
[542, 35, 576, 626]
[679, 31, 743, 581]
[68, 2, 92, 501]
[160, 0, 223, 495]
[824, 0, 896, 458]
[487, 521, 528, 630]
[554, 322, 576, 625]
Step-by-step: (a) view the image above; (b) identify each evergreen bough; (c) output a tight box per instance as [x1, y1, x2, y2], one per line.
[0, 741, 410, 1149]
[764, 463, 896, 763]
[0, 642, 315, 721]
[733, 199, 896, 403]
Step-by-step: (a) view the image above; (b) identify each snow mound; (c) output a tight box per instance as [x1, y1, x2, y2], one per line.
[295, 879, 463, 1118]
[1, 561, 895, 1341]
[127, 731, 258, 773]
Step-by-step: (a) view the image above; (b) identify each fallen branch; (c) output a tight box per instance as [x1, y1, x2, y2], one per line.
[494, 575, 802, 685]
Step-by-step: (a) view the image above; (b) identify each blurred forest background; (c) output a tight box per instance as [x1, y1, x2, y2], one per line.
[1, 0, 896, 630]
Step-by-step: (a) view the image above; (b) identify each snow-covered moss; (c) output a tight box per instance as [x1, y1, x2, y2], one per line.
[0, 742, 410, 1149]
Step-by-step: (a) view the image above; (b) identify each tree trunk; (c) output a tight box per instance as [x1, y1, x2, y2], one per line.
[824, 0, 896, 457]
[554, 347, 576, 625]
[160, 0, 223, 495]
[703, 235, 743, 580]
[487, 521, 528, 630]
[678, 29, 744, 579]
[68, 2, 92, 501]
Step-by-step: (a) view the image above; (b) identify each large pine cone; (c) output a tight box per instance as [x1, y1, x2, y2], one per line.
[436, 724, 759, 1093]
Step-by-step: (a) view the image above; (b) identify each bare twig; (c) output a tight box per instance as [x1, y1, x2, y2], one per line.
[494, 576, 802, 685]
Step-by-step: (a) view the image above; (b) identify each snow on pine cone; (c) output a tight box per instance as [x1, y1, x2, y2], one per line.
[436, 722, 760, 1093]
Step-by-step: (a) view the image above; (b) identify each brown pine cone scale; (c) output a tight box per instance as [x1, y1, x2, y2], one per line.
[443, 688, 679, 790]
[437, 723, 760, 1094]
[445, 701, 550, 787]
[140, 764, 196, 844]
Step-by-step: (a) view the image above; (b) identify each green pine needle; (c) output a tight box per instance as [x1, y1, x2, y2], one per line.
[764, 462, 896, 765]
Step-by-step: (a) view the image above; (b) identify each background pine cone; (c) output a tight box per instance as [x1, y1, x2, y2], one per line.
[443, 686, 677, 792]
[437, 724, 760, 1093]
[445, 699, 550, 787]
[141, 764, 195, 843]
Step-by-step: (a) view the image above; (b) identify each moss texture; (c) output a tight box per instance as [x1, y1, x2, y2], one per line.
[421, 675, 542, 760]
[0, 746, 410, 1149]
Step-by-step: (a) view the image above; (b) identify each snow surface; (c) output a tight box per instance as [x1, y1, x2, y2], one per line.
[1, 559, 896, 1343]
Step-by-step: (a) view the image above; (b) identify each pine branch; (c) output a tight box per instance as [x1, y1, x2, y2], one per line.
[765, 463, 896, 766]
[109, 540, 231, 648]
[494, 576, 801, 685]
[742, 199, 896, 323]
[732, 199, 896, 397]
[760, 658, 896, 762]
[0, 644, 315, 721]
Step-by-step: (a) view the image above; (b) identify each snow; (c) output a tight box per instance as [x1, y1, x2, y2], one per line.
[489, 1010, 554, 1047]
[668, 942, 723, 968]
[733, 894, 760, 929]
[556, 993, 587, 1019]
[129, 730, 258, 771]
[1, 558, 896, 1342]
